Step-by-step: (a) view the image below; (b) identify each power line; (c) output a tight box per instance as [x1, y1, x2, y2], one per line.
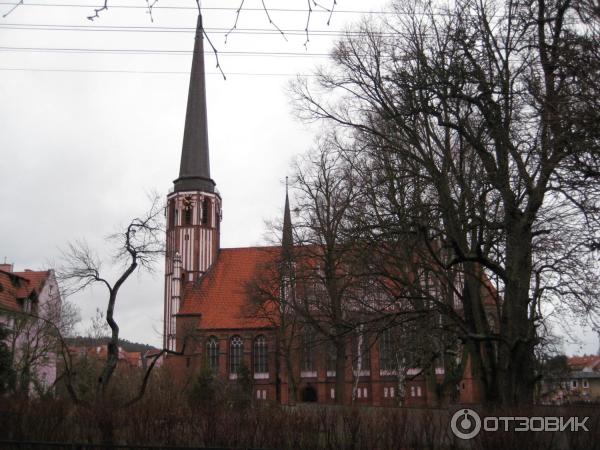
[0, 2, 395, 14]
[0, 66, 314, 76]
[0, 23, 397, 36]
[0, 45, 330, 57]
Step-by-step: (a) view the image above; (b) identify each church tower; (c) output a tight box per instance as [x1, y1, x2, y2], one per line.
[164, 14, 221, 351]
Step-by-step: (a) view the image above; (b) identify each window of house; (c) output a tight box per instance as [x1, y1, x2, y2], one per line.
[417, 386, 422, 397]
[330, 388, 335, 399]
[379, 328, 394, 372]
[169, 203, 175, 228]
[326, 341, 337, 376]
[390, 387, 395, 398]
[206, 336, 219, 371]
[184, 207, 192, 225]
[410, 386, 416, 397]
[572, 380, 578, 388]
[255, 389, 267, 400]
[253, 335, 268, 375]
[202, 198, 210, 225]
[384, 387, 389, 398]
[583, 379, 589, 389]
[230, 336, 243, 375]
[301, 327, 316, 373]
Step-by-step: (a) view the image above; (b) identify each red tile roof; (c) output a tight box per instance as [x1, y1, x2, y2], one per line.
[177, 245, 503, 332]
[568, 355, 600, 371]
[0, 269, 52, 315]
[179, 246, 281, 330]
[13, 270, 51, 299]
[0, 271, 23, 312]
[69, 344, 143, 368]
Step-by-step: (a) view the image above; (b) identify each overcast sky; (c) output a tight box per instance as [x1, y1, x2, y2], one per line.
[1, 0, 596, 354]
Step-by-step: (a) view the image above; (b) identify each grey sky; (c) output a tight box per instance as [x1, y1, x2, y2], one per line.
[0, 0, 596, 354]
[0, 0, 387, 347]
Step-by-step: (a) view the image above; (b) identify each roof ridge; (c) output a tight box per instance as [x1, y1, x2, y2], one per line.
[220, 245, 282, 251]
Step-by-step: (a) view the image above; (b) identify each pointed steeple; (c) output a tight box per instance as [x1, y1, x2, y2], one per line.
[282, 177, 293, 259]
[174, 14, 215, 193]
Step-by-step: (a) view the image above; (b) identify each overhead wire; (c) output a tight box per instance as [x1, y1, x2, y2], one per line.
[0, 23, 401, 36]
[0, 67, 315, 76]
[0, 45, 331, 56]
[0, 4, 585, 76]
[0, 2, 395, 14]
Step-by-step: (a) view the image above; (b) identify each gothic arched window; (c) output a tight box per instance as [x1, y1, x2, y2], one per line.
[230, 335, 243, 374]
[253, 335, 268, 374]
[379, 328, 393, 372]
[202, 198, 210, 225]
[301, 327, 316, 372]
[206, 336, 219, 371]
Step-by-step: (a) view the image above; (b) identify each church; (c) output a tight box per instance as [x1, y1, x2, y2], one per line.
[162, 14, 482, 407]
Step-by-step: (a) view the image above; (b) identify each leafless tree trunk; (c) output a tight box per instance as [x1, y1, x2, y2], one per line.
[57, 194, 164, 400]
[292, 0, 600, 405]
[288, 141, 365, 405]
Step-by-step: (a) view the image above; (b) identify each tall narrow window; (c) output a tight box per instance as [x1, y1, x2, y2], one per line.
[326, 340, 337, 375]
[202, 198, 210, 225]
[183, 196, 193, 225]
[301, 328, 316, 372]
[361, 334, 370, 370]
[230, 336, 243, 374]
[379, 328, 393, 372]
[206, 336, 219, 371]
[253, 335, 268, 374]
[168, 203, 175, 228]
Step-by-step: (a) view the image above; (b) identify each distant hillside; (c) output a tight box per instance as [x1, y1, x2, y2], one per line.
[66, 336, 158, 354]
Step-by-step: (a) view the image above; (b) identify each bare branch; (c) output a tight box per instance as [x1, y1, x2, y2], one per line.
[261, 0, 288, 41]
[87, 0, 108, 21]
[304, 0, 313, 49]
[203, 28, 227, 81]
[225, 0, 246, 44]
[145, 0, 158, 23]
[2, 0, 23, 18]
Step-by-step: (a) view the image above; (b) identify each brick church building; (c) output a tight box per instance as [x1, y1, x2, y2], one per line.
[163, 14, 484, 406]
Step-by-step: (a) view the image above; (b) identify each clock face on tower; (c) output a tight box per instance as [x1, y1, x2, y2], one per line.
[183, 195, 194, 210]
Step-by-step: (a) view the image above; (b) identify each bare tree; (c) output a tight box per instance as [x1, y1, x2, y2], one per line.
[246, 250, 303, 403]
[8, 294, 79, 396]
[292, 0, 600, 405]
[57, 194, 164, 399]
[283, 140, 374, 405]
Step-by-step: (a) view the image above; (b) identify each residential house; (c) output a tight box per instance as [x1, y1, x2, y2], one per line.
[0, 263, 61, 394]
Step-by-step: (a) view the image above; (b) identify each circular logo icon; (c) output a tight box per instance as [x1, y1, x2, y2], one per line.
[450, 408, 482, 440]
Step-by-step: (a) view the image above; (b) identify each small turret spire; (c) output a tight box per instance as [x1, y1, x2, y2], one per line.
[282, 177, 293, 259]
[174, 13, 215, 193]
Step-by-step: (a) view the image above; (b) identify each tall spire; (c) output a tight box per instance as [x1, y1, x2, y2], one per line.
[174, 13, 215, 193]
[282, 177, 293, 258]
